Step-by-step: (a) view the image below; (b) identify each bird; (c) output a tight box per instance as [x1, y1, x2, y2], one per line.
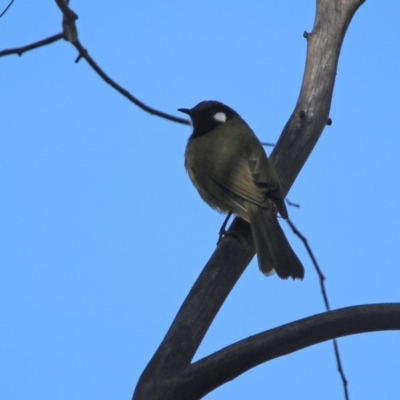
[179, 100, 304, 280]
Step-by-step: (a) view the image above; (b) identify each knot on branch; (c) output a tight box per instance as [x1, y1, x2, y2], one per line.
[56, 0, 79, 42]
[298, 109, 306, 119]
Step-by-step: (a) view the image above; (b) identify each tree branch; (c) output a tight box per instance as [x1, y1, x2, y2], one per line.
[54, 0, 190, 124]
[70, 41, 190, 125]
[0, 0, 14, 18]
[333, 338, 349, 400]
[183, 304, 400, 399]
[54, 0, 78, 21]
[0, 2, 190, 124]
[0, 34, 63, 57]
[287, 218, 330, 309]
[286, 217, 349, 399]
[134, 0, 366, 398]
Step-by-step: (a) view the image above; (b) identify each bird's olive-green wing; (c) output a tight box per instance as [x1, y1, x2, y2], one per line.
[208, 130, 283, 210]
[191, 168, 249, 218]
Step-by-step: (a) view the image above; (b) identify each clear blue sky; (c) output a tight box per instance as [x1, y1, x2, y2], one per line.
[1, 1, 400, 399]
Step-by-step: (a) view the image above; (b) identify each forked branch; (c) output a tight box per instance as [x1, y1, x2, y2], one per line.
[134, 0, 366, 399]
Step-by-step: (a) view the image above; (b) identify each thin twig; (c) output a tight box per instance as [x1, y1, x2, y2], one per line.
[55, 0, 190, 125]
[0, 37, 188, 126]
[333, 338, 349, 400]
[286, 218, 329, 307]
[0, 0, 14, 18]
[0, 1, 191, 125]
[0, 33, 63, 57]
[71, 41, 190, 124]
[286, 218, 349, 400]
[285, 198, 300, 208]
[261, 142, 274, 147]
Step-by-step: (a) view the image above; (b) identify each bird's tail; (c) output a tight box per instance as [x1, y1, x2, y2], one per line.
[246, 202, 304, 280]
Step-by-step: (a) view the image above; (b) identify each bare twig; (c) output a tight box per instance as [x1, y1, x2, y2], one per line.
[286, 218, 329, 309]
[0, 0, 190, 125]
[0, 34, 63, 57]
[0, 0, 14, 18]
[71, 41, 190, 124]
[0, 39, 188, 127]
[0, 2, 190, 125]
[285, 198, 300, 208]
[286, 218, 349, 399]
[333, 339, 349, 400]
[54, 0, 190, 125]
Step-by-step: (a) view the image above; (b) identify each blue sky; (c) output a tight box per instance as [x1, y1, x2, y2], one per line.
[1, 1, 400, 399]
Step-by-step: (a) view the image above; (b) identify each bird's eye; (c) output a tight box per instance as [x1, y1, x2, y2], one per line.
[212, 112, 227, 123]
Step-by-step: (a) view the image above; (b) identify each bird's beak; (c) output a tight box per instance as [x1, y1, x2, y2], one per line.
[177, 108, 192, 116]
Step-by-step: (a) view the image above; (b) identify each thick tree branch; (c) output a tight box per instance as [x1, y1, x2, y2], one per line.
[134, 0, 366, 399]
[272, 0, 364, 191]
[183, 304, 400, 399]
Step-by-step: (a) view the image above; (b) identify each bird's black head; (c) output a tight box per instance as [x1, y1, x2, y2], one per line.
[178, 100, 239, 138]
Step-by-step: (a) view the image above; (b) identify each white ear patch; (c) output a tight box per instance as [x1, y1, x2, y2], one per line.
[213, 112, 227, 123]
